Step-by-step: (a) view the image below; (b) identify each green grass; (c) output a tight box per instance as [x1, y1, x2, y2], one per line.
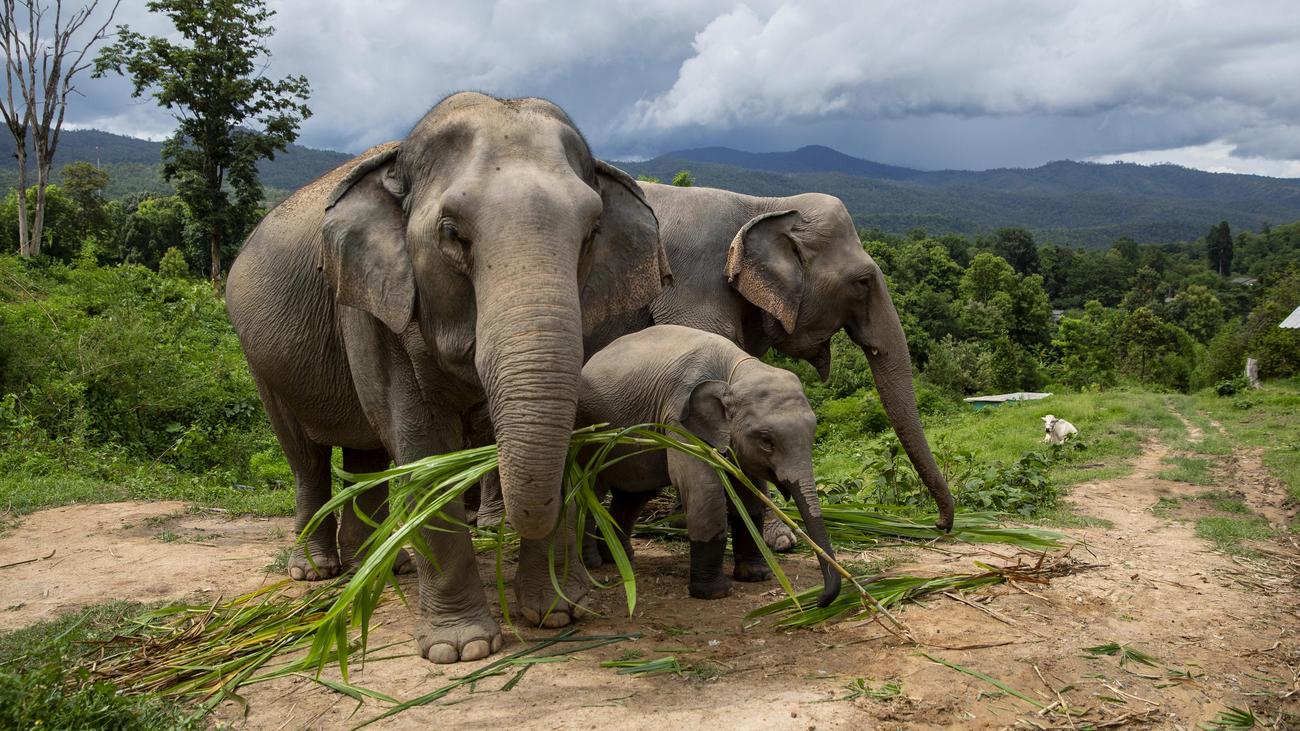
[0, 602, 203, 730]
[1195, 516, 1273, 556]
[1158, 456, 1216, 485]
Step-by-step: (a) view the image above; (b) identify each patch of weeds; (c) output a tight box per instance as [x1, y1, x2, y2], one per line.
[0, 602, 202, 729]
[1084, 642, 1160, 669]
[819, 678, 902, 702]
[1200, 705, 1259, 729]
[1035, 503, 1115, 529]
[1195, 516, 1273, 556]
[687, 660, 726, 681]
[1158, 456, 1215, 485]
[154, 530, 180, 543]
[265, 546, 290, 574]
[1201, 492, 1252, 514]
[1153, 496, 1183, 517]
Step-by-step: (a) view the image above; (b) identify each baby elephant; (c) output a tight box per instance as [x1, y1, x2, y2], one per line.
[1042, 414, 1078, 444]
[578, 325, 841, 607]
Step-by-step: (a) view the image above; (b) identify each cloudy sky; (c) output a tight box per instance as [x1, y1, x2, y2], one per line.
[72, 0, 1300, 176]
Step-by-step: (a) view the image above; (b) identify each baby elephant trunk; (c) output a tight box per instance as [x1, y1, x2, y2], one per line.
[786, 476, 841, 608]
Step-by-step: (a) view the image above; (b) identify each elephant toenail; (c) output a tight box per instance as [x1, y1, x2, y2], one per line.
[461, 639, 490, 661]
[425, 643, 458, 664]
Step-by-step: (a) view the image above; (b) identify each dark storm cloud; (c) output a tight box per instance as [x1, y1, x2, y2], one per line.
[66, 1, 1300, 175]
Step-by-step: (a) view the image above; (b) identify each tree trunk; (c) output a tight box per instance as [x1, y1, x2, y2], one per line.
[14, 144, 30, 257]
[29, 161, 48, 256]
[209, 228, 222, 293]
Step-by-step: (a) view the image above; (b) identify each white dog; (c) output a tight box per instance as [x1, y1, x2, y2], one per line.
[1042, 414, 1078, 444]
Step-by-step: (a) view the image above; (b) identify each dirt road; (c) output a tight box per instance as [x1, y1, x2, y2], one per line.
[2, 419, 1296, 729]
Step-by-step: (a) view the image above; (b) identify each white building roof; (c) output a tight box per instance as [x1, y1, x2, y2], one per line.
[1281, 305, 1300, 329]
[962, 392, 1054, 404]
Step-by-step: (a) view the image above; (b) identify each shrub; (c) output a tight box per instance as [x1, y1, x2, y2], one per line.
[0, 255, 274, 477]
[158, 246, 189, 278]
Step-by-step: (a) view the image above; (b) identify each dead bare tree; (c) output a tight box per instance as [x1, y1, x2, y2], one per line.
[0, 0, 119, 257]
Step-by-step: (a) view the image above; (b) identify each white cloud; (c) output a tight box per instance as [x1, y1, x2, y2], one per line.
[1091, 140, 1300, 178]
[624, 0, 1300, 166]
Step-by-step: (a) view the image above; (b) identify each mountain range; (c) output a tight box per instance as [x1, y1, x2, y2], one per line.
[615, 145, 1300, 247]
[5, 130, 1300, 248]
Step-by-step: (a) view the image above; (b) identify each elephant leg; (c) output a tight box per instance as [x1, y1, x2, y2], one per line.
[464, 405, 505, 527]
[258, 385, 340, 582]
[761, 506, 797, 553]
[515, 502, 590, 628]
[669, 451, 732, 599]
[412, 488, 503, 663]
[337, 448, 414, 576]
[731, 484, 774, 583]
[605, 488, 656, 564]
[476, 470, 505, 527]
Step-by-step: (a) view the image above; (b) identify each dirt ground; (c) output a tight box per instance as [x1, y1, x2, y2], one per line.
[2, 417, 1298, 729]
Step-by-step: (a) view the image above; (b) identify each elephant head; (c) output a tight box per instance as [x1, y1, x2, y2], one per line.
[320, 93, 669, 540]
[725, 194, 955, 530]
[681, 365, 841, 607]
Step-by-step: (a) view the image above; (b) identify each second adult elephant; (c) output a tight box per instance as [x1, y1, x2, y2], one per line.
[642, 183, 956, 533]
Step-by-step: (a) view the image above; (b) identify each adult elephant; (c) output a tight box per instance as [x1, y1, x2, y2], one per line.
[479, 184, 955, 538]
[226, 92, 669, 664]
[642, 183, 956, 533]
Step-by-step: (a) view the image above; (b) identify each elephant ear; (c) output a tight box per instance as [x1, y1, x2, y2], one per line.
[580, 160, 672, 337]
[725, 209, 805, 334]
[321, 143, 414, 334]
[677, 380, 731, 451]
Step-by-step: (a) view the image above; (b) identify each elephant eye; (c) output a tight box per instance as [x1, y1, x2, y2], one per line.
[440, 219, 461, 241]
[756, 432, 774, 453]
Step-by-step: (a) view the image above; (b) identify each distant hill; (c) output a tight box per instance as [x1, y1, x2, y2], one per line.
[618, 146, 1300, 247]
[0, 128, 353, 201]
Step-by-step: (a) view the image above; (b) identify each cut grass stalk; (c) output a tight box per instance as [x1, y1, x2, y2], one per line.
[599, 655, 683, 676]
[920, 653, 1045, 708]
[748, 552, 1093, 628]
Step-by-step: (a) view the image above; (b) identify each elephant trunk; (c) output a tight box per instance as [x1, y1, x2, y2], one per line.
[476, 277, 583, 542]
[847, 276, 957, 532]
[784, 475, 841, 608]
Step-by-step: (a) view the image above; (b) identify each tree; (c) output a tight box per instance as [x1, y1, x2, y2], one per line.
[988, 227, 1040, 275]
[95, 0, 310, 289]
[60, 160, 108, 234]
[1, 0, 119, 257]
[1164, 284, 1223, 343]
[671, 169, 694, 187]
[1206, 220, 1232, 276]
[635, 174, 661, 184]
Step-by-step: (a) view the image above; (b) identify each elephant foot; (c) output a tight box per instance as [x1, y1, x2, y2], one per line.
[689, 574, 733, 600]
[733, 559, 773, 583]
[287, 544, 341, 581]
[515, 574, 590, 628]
[762, 513, 797, 553]
[341, 546, 416, 575]
[392, 547, 415, 575]
[414, 609, 504, 664]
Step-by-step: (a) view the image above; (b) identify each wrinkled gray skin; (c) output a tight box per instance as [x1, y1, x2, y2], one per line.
[479, 184, 956, 539]
[226, 93, 669, 664]
[578, 325, 841, 606]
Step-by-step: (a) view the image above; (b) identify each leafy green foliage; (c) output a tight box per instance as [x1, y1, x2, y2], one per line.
[0, 254, 289, 517]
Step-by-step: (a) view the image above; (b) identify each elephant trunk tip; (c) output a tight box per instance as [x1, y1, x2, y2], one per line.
[934, 493, 956, 533]
[817, 564, 842, 608]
